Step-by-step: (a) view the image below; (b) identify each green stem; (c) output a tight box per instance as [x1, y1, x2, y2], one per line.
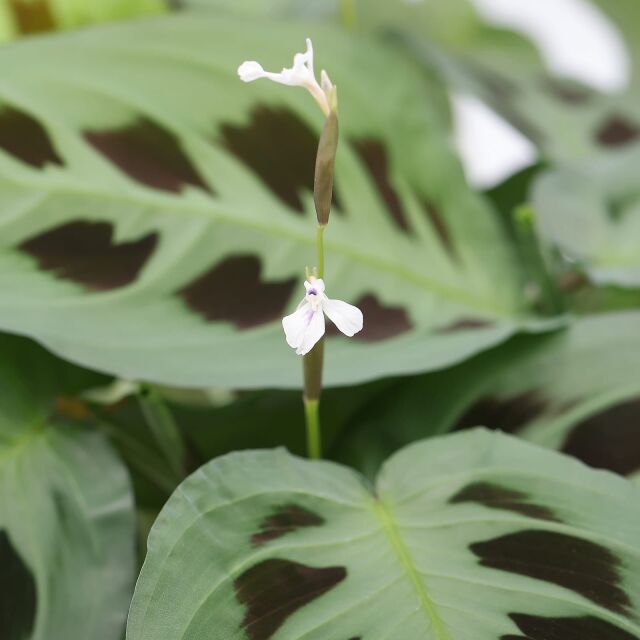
[316, 225, 326, 278]
[303, 398, 322, 459]
[302, 224, 327, 458]
[339, 0, 357, 30]
[138, 386, 186, 483]
[514, 205, 565, 316]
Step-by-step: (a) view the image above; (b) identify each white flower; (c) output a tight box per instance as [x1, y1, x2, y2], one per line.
[238, 38, 335, 116]
[282, 277, 363, 355]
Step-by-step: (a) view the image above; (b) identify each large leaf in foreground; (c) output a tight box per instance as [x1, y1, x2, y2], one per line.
[0, 13, 532, 388]
[127, 428, 640, 639]
[0, 336, 135, 640]
[337, 311, 640, 478]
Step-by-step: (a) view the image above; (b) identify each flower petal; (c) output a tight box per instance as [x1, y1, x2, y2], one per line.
[304, 278, 325, 294]
[323, 298, 363, 337]
[282, 301, 326, 355]
[304, 38, 315, 74]
[320, 69, 333, 93]
[237, 61, 265, 82]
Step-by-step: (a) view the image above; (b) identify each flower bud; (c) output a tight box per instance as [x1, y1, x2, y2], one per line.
[314, 109, 339, 226]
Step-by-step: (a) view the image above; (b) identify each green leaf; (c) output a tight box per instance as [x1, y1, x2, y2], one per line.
[533, 146, 640, 287]
[337, 311, 640, 478]
[0, 0, 166, 42]
[357, 0, 640, 165]
[0, 335, 136, 640]
[127, 428, 640, 639]
[0, 12, 540, 388]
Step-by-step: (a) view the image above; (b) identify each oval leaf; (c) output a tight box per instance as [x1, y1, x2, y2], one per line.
[0, 13, 536, 388]
[0, 335, 136, 640]
[128, 429, 640, 639]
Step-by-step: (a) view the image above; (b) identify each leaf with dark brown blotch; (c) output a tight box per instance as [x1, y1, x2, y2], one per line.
[8, 0, 55, 34]
[179, 255, 295, 329]
[420, 199, 457, 259]
[0, 530, 37, 640]
[128, 430, 640, 640]
[504, 612, 638, 640]
[325, 294, 412, 342]
[455, 392, 548, 434]
[562, 399, 640, 476]
[20, 221, 157, 290]
[0, 13, 551, 388]
[351, 138, 410, 233]
[435, 318, 493, 334]
[251, 504, 325, 547]
[0, 336, 135, 639]
[86, 118, 211, 193]
[450, 482, 560, 522]
[221, 106, 341, 214]
[596, 115, 640, 147]
[0, 106, 63, 168]
[471, 530, 632, 615]
[543, 77, 593, 105]
[234, 559, 346, 640]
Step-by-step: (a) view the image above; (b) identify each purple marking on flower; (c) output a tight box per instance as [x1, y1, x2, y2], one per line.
[282, 277, 363, 355]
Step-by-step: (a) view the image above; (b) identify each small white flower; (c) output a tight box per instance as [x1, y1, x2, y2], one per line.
[282, 277, 363, 355]
[238, 38, 335, 116]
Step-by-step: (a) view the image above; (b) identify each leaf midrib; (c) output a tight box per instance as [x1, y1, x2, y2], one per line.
[373, 497, 450, 640]
[0, 170, 515, 316]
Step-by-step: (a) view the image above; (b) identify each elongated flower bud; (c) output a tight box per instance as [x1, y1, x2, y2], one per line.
[314, 110, 339, 226]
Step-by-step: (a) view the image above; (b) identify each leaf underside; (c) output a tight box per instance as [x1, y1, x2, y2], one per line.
[127, 429, 640, 640]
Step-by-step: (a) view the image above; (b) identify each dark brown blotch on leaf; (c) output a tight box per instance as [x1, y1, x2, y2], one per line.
[85, 118, 210, 193]
[0, 106, 63, 168]
[420, 199, 457, 259]
[454, 391, 548, 434]
[0, 530, 37, 640]
[450, 482, 560, 522]
[562, 398, 640, 476]
[179, 255, 295, 329]
[596, 115, 640, 147]
[8, 0, 55, 34]
[20, 221, 157, 290]
[471, 530, 631, 615]
[221, 106, 340, 214]
[503, 612, 638, 640]
[435, 318, 493, 334]
[544, 77, 593, 105]
[234, 559, 346, 640]
[351, 139, 410, 233]
[251, 504, 325, 547]
[326, 294, 411, 342]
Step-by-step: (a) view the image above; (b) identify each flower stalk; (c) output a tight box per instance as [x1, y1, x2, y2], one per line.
[238, 39, 363, 459]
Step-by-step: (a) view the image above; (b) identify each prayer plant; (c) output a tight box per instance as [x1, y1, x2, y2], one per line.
[0, 1, 639, 640]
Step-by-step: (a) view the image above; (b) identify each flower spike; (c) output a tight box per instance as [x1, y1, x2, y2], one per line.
[282, 277, 363, 355]
[238, 38, 335, 116]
